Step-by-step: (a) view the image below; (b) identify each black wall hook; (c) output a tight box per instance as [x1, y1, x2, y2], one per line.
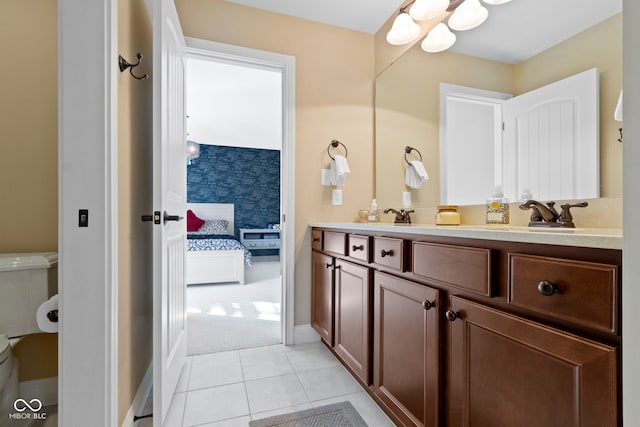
[118, 53, 149, 80]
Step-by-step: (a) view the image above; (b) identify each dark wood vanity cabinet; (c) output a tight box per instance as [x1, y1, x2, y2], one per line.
[312, 232, 373, 385]
[311, 227, 622, 427]
[334, 259, 372, 385]
[311, 250, 334, 345]
[447, 296, 618, 427]
[373, 272, 440, 427]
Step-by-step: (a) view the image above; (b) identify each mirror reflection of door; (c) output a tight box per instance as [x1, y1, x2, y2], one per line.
[440, 84, 511, 205]
[440, 68, 599, 205]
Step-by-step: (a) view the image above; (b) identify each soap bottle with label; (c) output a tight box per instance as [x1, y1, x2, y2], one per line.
[486, 186, 510, 225]
[368, 199, 379, 223]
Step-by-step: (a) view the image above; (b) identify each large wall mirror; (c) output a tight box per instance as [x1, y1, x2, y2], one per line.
[375, 4, 622, 209]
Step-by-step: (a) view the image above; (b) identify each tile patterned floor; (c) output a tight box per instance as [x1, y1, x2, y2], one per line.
[136, 342, 395, 426]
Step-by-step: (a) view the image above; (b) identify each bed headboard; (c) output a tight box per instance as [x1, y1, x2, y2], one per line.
[187, 203, 234, 234]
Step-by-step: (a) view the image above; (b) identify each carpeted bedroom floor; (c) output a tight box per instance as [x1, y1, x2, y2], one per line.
[186, 260, 282, 355]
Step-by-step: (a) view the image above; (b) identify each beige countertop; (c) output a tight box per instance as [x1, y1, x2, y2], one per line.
[310, 223, 622, 250]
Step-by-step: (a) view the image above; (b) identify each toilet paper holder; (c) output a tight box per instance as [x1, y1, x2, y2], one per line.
[46, 310, 58, 323]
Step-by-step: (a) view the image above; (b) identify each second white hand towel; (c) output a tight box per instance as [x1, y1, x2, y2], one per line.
[333, 155, 351, 176]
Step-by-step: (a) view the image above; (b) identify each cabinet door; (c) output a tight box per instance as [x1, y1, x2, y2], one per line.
[374, 272, 440, 427]
[334, 259, 372, 385]
[311, 251, 334, 345]
[448, 296, 618, 427]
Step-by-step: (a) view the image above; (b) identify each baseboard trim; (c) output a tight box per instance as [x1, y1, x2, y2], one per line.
[19, 377, 58, 406]
[121, 363, 153, 427]
[294, 324, 320, 344]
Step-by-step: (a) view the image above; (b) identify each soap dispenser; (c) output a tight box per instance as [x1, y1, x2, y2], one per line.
[368, 199, 380, 223]
[486, 186, 509, 225]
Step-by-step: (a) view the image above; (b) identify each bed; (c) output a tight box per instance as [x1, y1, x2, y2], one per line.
[186, 203, 251, 286]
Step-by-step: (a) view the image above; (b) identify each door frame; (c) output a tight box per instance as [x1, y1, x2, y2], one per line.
[184, 37, 296, 345]
[58, 0, 118, 425]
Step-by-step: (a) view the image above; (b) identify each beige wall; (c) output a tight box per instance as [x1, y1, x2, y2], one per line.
[514, 13, 622, 198]
[0, 0, 58, 382]
[175, 0, 376, 325]
[117, 0, 154, 424]
[0, 0, 58, 253]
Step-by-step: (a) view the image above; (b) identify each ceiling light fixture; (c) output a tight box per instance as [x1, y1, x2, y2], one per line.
[421, 22, 457, 52]
[448, 0, 488, 31]
[409, 0, 449, 21]
[386, 0, 512, 54]
[386, 11, 422, 45]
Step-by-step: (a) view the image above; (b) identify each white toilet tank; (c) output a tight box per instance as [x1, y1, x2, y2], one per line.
[0, 253, 58, 338]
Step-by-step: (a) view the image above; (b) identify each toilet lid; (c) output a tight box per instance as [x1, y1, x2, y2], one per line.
[0, 335, 10, 364]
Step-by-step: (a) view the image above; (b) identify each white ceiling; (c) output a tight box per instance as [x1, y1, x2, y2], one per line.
[224, 0, 622, 64]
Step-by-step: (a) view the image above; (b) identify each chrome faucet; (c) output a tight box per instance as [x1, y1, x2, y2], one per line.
[519, 200, 588, 228]
[384, 208, 414, 224]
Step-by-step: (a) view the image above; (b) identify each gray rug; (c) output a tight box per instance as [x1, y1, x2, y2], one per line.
[249, 402, 368, 427]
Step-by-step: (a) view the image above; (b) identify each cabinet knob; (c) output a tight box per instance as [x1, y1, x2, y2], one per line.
[325, 263, 332, 269]
[445, 310, 458, 322]
[537, 280, 558, 296]
[422, 300, 435, 310]
[352, 244, 364, 252]
[380, 249, 394, 258]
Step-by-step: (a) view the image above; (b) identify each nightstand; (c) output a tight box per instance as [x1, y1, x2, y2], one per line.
[239, 228, 281, 251]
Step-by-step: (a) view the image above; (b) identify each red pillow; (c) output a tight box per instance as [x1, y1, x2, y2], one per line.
[186, 209, 205, 232]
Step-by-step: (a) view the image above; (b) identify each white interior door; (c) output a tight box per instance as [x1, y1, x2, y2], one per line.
[503, 68, 599, 201]
[152, 0, 187, 424]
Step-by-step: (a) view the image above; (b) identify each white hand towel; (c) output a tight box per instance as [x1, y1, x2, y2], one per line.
[329, 160, 345, 186]
[409, 160, 429, 180]
[405, 160, 429, 189]
[333, 155, 351, 176]
[614, 90, 623, 122]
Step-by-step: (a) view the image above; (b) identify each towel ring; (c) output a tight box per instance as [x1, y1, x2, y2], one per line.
[404, 146, 423, 164]
[327, 139, 348, 160]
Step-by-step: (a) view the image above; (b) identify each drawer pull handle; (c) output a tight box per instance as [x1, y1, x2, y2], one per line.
[537, 280, 558, 296]
[445, 310, 458, 322]
[422, 300, 435, 310]
[352, 244, 364, 252]
[312, 238, 321, 242]
[380, 249, 394, 258]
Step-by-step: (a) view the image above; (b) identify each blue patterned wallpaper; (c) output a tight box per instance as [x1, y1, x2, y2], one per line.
[187, 144, 281, 247]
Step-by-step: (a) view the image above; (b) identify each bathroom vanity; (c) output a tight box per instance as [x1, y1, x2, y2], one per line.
[310, 224, 622, 427]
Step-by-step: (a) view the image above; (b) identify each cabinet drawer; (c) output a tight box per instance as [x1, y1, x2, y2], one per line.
[373, 237, 405, 271]
[244, 239, 280, 249]
[348, 234, 371, 263]
[311, 229, 323, 251]
[324, 231, 347, 255]
[508, 254, 619, 335]
[413, 242, 491, 296]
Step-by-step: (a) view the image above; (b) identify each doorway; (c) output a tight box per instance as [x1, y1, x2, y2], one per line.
[183, 38, 295, 353]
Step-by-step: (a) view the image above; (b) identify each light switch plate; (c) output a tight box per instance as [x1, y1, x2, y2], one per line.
[332, 189, 343, 205]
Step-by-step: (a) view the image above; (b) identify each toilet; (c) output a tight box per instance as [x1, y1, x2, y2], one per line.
[0, 253, 58, 425]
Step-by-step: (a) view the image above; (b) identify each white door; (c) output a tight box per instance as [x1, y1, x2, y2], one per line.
[503, 68, 599, 201]
[152, 0, 187, 424]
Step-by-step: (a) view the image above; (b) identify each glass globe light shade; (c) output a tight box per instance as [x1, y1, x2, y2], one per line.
[410, 0, 449, 21]
[448, 0, 488, 31]
[386, 12, 421, 45]
[421, 23, 457, 53]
